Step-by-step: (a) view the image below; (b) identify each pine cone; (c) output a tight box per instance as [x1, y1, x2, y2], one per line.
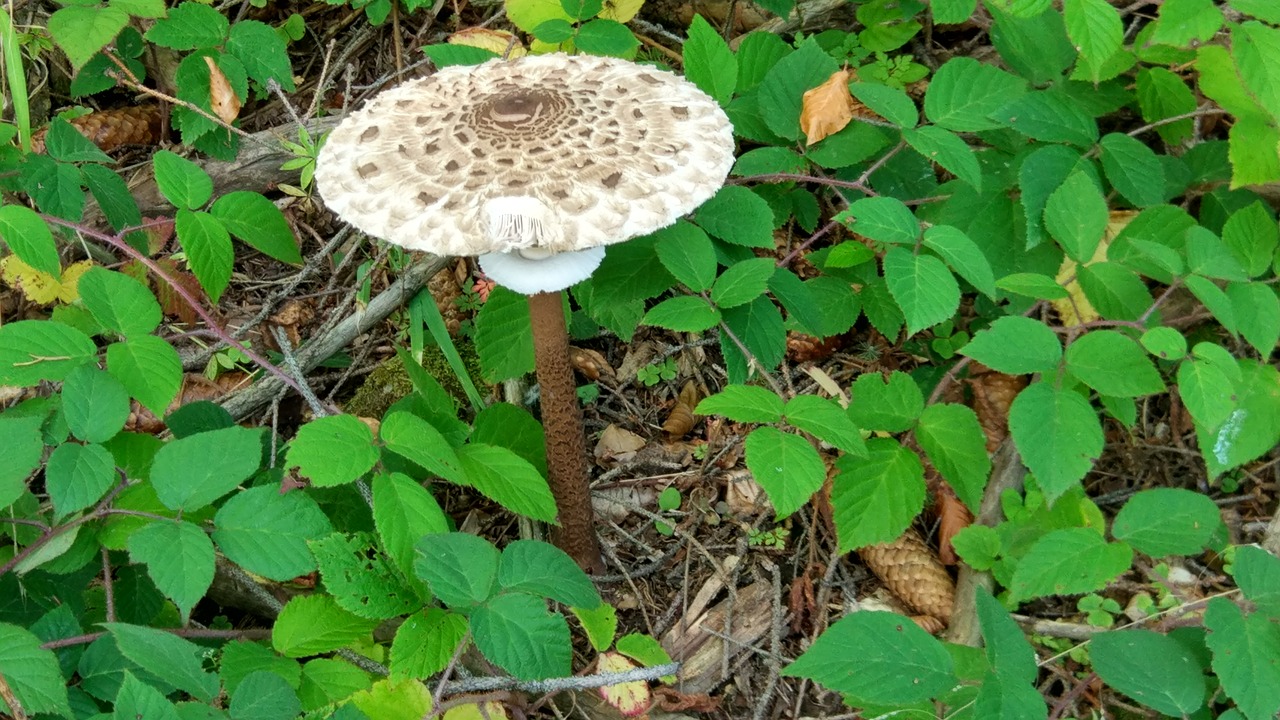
[858, 528, 955, 625]
[32, 105, 165, 154]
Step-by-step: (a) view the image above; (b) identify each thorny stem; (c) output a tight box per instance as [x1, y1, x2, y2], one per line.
[527, 291, 605, 574]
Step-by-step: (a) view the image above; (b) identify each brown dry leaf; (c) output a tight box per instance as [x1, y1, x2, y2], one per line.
[595, 424, 646, 465]
[204, 57, 242, 124]
[934, 482, 972, 565]
[570, 346, 614, 381]
[800, 69, 855, 146]
[857, 528, 955, 627]
[662, 380, 702, 437]
[153, 256, 204, 324]
[596, 651, 651, 717]
[448, 27, 527, 58]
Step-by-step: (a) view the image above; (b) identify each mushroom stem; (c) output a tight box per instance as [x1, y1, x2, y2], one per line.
[527, 290, 605, 574]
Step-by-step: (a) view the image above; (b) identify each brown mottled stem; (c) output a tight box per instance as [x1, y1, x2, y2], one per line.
[527, 291, 605, 573]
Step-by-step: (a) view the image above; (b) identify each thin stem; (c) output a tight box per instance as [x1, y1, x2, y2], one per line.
[527, 291, 604, 573]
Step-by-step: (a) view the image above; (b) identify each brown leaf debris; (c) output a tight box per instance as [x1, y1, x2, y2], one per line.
[800, 69, 855, 146]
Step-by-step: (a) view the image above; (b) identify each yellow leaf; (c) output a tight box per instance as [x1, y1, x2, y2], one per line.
[599, 0, 644, 23]
[448, 27, 527, 58]
[597, 651, 651, 717]
[800, 69, 855, 146]
[0, 256, 92, 305]
[1051, 210, 1137, 327]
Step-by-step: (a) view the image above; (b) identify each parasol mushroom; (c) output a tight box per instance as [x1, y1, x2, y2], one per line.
[315, 53, 735, 572]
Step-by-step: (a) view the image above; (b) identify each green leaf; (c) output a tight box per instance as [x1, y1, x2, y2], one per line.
[758, 40, 839, 141]
[743, 427, 826, 519]
[847, 370, 923, 433]
[843, 197, 919, 244]
[903, 126, 981, 190]
[225, 20, 294, 89]
[310, 532, 419, 620]
[993, 91, 1099, 147]
[414, 532, 500, 608]
[472, 403, 547, 477]
[1008, 528, 1132, 602]
[150, 426, 261, 511]
[498, 539, 601, 608]
[917, 404, 990, 512]
[47, 5, 128, 69]
[1222, 202, 1279, 278]
[720, 295, 785, 384]
[975, 588, 1037, 684]
[471, 593, 571, 681]
[272, 595, 379, 658]
[735, 30, 791, 92]
[105, 623, 219, 701]
[882, 247, 960, 336]
[643, 296, 721, 332]
[210, 191, 303, 264]
[1187, 226, 1249, 281]
[78, 267, 161, 338]
[230, 671, 301, 720]
[1044, 171, 1108, 262]
[694, 186, 775, 248]
[127, 520, 214, 621]
[831, 438, 925, 551]
[574, 19, 638, 57]
[45, 118, 113, 163]
[1063, 0, 1123, 81]
[973, 670, 1048, 719]
[931, 0, 976, 23]
[783, 395, 866, 456]
[287, 415, 377, 488]
[0, 320, 97, 387]
[213, 486, 332, 581]
[1140, 327, 1187, 361]
[62, 364, 130, 443]
[1197, 360, 1280, 477]
[1229, 116, 1280, 187]
[84, 163, 142, 232]
[653, 220, 717, 292]
[144, 2, 228, 49]
[1204, 597, 1280, 720]
[711, 257, 775, 308]
[0, 623, 72, 718]
[1152, 0, 1222, 46]
[0, 204, 60, 277]
[1091, 629, 1206, 716]
[1008, 382, 1103, 505]
[389, 609, 468, 681]
[1136, 67, 1197, 145]
[782, 611, 953, 703]
[1111, 488, 1223, 557]
[21, 156, 84, 221]
[695, 384, 784, 423]
[106, 335, 182, 417]
[46, 441, 117, 519]
[372, 472, 448, 593]
[1177, 345, 1238, 430]
[1065, 330, 1165, 397]
[455, 444, 557, 523]
[1186, 275, 1237, 333]
[1078, 263, 1153, 321]
[380, 411, 466, 484]
[1233, 21, 1280, 119]
[297, 657, 369, 710]
[849, 82, 918, 128]
[175, 209, 233, 304]
[1099, 133, 1166, 208]
[0, 416, 43, 509]
[153, 150, 213, 209]
[1228, 281, 1280, 357]
[474, 287, 534, 382]
[961, 316, 1062, 375]
[1230, 0, 1280, 22]
[113, 671, 179, 720]
[683, 15, 735, 105]
[922, 225, 996, 298]
[1235, 545, 1280, 615]
[924, 57, 1026, 132]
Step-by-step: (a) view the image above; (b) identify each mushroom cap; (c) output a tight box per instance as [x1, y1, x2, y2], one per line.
[315, 54, 735, 263]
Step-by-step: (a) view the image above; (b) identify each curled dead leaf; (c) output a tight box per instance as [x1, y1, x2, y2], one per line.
[595, 424, 646, 465]
[596, 651, 651, 717]
[570, 346, 614, 381]
[204, 56, 242, 124]
[662, 380, 702, 437]
[800, 69, 854, 146]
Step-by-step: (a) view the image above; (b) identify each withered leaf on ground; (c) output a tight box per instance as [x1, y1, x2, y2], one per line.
[800, 69, 855, 146]
[662, 380, 702, 437]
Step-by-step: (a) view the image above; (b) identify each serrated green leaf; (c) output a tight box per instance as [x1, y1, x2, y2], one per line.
[225, 20, 294, 89]
[45, 118, 113, 163]
[46, 442, 116, 519]
[992, 91, 1099, 147]
[924, 57, 1026, 132]
[143, 2, 228, 50]
[211, 191, 302, 264]
[213, 486, 332, 581]
[498, 539, 601, 608]
[105, 623, 219, 701]
[1008, 528, 1131, 602]
[106, 336, 182, 417]
[683, 14, 735, 105]
[175, 209, 233, 303]
[1091, 629, 1206, 716]
[1099, 133, 1166, 208]
[1222, 202, 1279, 278]
[1228, 281, 1280, 357]
[380, 411, 466, 484]
[695, 384, 784, 423]
[995, 272, 1070, 300]
[1136, 67, 1197, 145]
[151, 426, 261, 511]
[653, 220, 717, 291]
[297, 657, 369, 710]
[783, 395, 866, 456]
[847, 370, 923, 433]
[62, 364, 130, 444]
[127, 520, 214, 622]
[960, 316, 1061, 374]
[831, 438, 925, 551]
[455, 443, 557, 523]
[474, 287, 534, 382]
[287, 415, 377, 488]
[46, 5, 128, 69]
[922, 225, 996, 298]
[757, 40, 839, 141]
[1197, 360, 1280, 477]
[903, 126, 980, 190]
[720, 295, 785, 384]
[1140, 326, 1187, 361]
[1044, 171, 1108, 262]
[849, 82, 917, 128]
[1065, 330, 1166, 397]
[310, 532, 419, 620]
[0, 204, 60, 277]
[917, 403, 989, 512]
[743, 427, 826, 518]
[153, 150, 213, 209]
[113, 671, 179, 720]
[471, 593, 571, 680]
[1112, 488, 1223, 557]
[0, 320, 97, 387]
[643, 296, 721, 332]
[574, 18, 638, 57]
[1063, 0, 1123, 81]
[1008, 382, 1103, 505]
[782, 610, 953, 703]
[78, 267, 161, 338]
[0, 416, 43, 509]
[389, 609, 468, 681]
[843, 197, 919, 244]
[413, 532, 500, 608]
[371, 472, 446, 599]
[975, 588, 1038, 684]
[230, 671, 302, 720]
[1204, 597, 1280, 720]
[0, 624, 73, 718]
[694, 185, 775, 248]
[272, 595, 379, 658]
[711, 257, 775, 308]
[882, 247, 960, 336]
